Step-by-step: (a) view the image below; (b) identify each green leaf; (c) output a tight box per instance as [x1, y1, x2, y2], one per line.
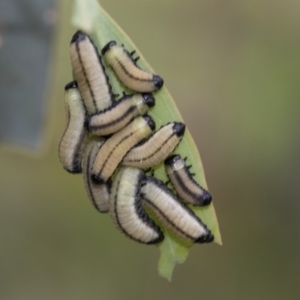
[72, 0, 222, 280]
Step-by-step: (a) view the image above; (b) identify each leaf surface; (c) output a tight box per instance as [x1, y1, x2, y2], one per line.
[72, 0, 221, 280]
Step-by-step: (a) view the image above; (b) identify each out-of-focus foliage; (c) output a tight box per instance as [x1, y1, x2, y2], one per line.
[0, 0, 299, 299]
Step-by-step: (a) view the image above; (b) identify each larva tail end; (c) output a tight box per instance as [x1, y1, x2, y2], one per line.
[65, 165, 82, 174]
[153, 75, 164, 90]
[173, 122, 186, 137]
[143, 115, 156, 131]
[102, 40, 117, 55]
[142, 93, 155, 108]
[201, 190, 213, 206]
[164, 154, 181, 166]
[91, 174, 105, 184]
[64, 81, 78, 90]
[195, 232, 214, 244]
[71, 30, 87, 44]
[146, 232, 165, 244]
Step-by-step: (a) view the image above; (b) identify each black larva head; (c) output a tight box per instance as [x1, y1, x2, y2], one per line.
[152, 75, 164, 90]
[71, 30, 87, 44]
[201, 190, 213, 206]
[143, 115, 156, 131]
[142, 93, 155, 108]
[64, 81, 78, 91]
[165, 154, 181, 166]
[102, 40, 117, 55]
[195, 232, 214, 244]
[173, 122, 186, 137]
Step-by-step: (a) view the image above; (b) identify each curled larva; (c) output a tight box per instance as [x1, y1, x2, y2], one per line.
[82, 139, 110, 213]
[122, 122, 185, 169]
[70, 30, 113, 114]
[110, 167, 164, 244]
[91, 115, 155, 184]
[141, 176, 214, 243]
[86, 93, 155, 136]
[102, 41, 164, 93]
[58, 81, 87, 173]
[165, 155, 212, 206]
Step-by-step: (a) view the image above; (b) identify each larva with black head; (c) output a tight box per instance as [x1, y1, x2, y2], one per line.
[141, 176, 214, 243]
[102, 41, 164, 93]
[91, 115, 156, 184]
[110, 167, 164, 244]
[122, 122, 185, 169]
[165, 155, 212, 206]
[86, 93, 155, 136]
[82, 139, 110, 213]
[70, 30, 113, 114]
[58, 81, 87, 173]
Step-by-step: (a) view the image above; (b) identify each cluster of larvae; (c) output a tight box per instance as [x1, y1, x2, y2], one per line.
[59, 30, 214, 245]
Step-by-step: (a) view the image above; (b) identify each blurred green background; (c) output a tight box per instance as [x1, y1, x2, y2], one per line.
[1, 0, 299, 299]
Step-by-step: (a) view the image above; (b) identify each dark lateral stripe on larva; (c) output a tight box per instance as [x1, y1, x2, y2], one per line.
[141, 177, 201, 241]
[87, 93, 154, 136]
[89, 105, 135, 131]
[83, 140, 109, 213]
[102, 42, 164, 92]
[172, 170, 212, 205]
[75, 38, 97, 112]
[111, 168, 163, 244]
[116, 58, 154, 83]
[142, 197, 194, 241]
[95, 131, 135, 182]
[88, 105, 136, 132]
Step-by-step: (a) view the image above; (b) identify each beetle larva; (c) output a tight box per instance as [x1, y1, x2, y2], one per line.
[58, 81, 87, 173]
[110, 167, 164, 244]
[122, 122, 185, 169]
[86, 93, 155, 136]
[141, 176, 214, 243]
[164, 155, 212, 206]
[70, 30, 113, 114]
[102, 41, 164, 93]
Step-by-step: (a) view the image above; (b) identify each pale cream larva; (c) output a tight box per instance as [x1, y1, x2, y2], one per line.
[102, 41, 164, 93]
[164, 155, 212, 206]
[141, 176, 214, 243]
[91, 115, 155, 184]
[86, 93, 155, 136]
[122, 122, 185, 169]
[110, 167, 164, 244]
[82, 139, 110, 213]
[70, 30, 113, 114]
[58, 81, 87, 173]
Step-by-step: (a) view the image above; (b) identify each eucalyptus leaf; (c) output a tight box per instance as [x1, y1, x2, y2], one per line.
[72, 0, 221, 280]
